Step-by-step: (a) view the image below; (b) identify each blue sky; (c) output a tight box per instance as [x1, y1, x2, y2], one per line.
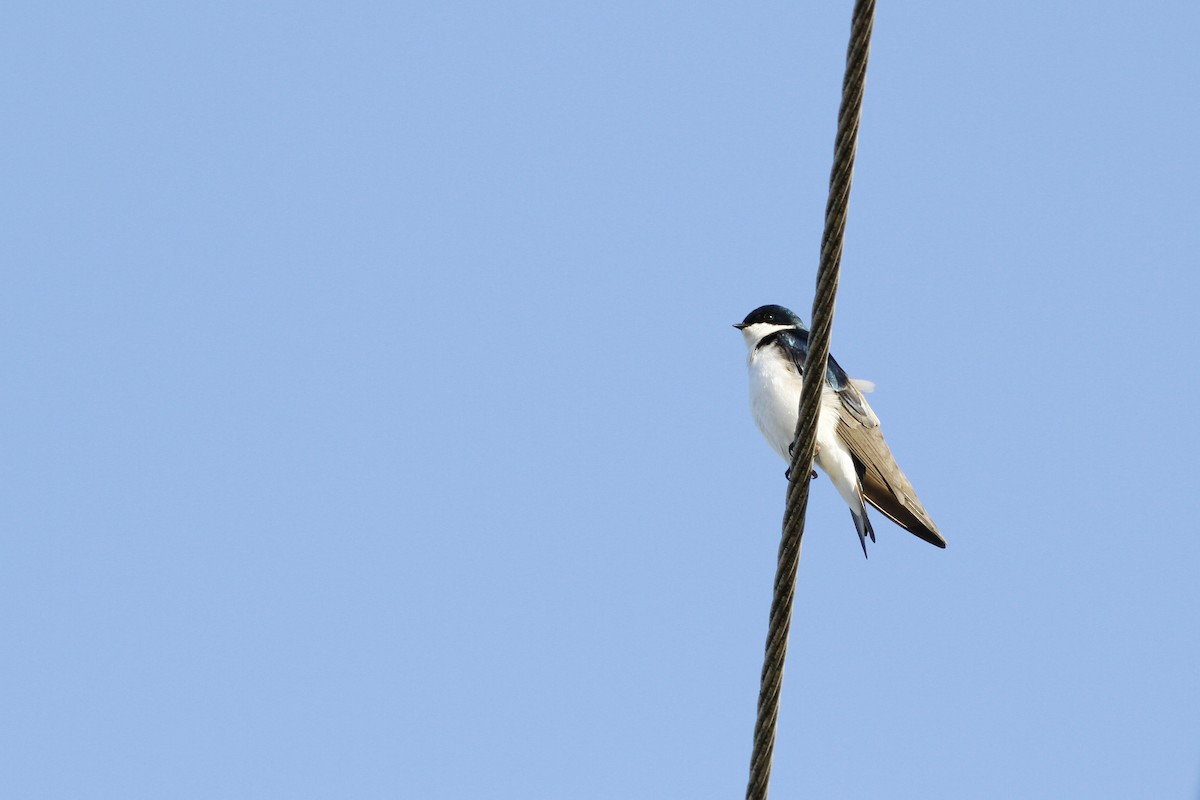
[3, 2, 1199, 798]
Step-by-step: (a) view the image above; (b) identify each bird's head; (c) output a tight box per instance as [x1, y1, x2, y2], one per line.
[734, 304, 804, 347]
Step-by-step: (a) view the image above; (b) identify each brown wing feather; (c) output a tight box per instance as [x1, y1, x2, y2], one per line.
[836, 415, 946, 548]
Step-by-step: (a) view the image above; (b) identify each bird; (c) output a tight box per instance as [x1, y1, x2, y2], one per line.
[734, 304, 945, 557]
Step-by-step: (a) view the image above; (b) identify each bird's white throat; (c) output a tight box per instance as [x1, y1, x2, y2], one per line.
[738, 321, 793, 352]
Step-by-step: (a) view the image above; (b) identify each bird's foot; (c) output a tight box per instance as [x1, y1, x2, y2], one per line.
[783, 468, 820, 481]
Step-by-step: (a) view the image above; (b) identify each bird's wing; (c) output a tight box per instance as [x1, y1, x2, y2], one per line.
[836, 409, 946, 548]
[770, 329, 879, 428]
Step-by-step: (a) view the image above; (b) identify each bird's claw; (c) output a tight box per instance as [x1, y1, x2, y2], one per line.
[786, 435, 820, 482]
[784, 468, 820, 481]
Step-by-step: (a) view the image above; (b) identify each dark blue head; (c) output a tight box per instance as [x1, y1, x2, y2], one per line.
[734, 304, 805, 331]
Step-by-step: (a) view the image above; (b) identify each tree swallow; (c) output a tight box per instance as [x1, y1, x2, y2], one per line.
[735, 304, 946, 556]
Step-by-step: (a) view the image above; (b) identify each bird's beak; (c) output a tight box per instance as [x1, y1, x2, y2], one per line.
[733, 323, 748, 330]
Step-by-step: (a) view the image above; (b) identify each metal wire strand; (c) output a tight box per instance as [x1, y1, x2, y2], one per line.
[746, 2, 876, 797]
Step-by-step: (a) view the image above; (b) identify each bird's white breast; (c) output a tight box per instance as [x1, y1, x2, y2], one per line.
[746, 345, 805, 462]
[745, 344, 864, 510]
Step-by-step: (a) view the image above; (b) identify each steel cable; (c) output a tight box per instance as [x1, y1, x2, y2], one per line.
[745, 2, 876, 797]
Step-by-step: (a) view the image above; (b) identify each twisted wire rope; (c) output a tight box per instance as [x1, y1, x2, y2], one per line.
[746, 2, 876, 797]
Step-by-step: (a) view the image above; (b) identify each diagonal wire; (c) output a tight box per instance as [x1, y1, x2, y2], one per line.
[746, 1, 876, 798]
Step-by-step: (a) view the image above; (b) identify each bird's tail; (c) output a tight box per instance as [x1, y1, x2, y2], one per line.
[849, 503, 876, 559]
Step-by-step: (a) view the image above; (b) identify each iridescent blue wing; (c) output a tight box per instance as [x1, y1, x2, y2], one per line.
[770, 328, 878, 429]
